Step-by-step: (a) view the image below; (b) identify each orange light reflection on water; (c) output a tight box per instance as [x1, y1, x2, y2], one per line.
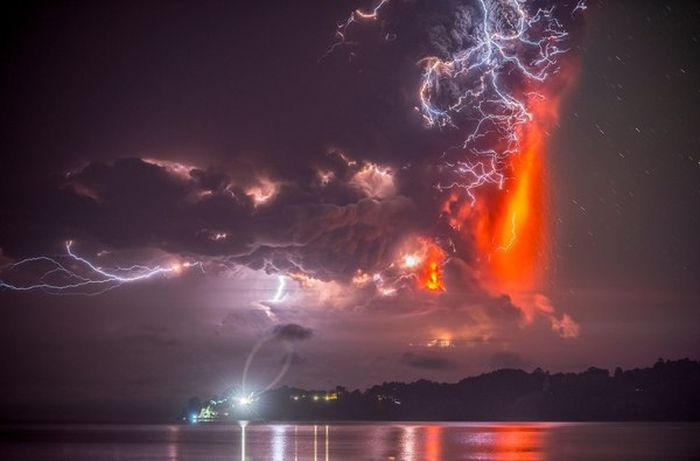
[489, 424, 548, 461]
[423, 425, 443, 461]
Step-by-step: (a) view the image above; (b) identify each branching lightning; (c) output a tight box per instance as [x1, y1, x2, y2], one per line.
[421, 0, 580, 204]
[0, 0, 587, 337]
[331, 0, 583, 204]
[0, 241, 201, 295]
[323, 0, 391, 59]
[329, 0, 587, 298]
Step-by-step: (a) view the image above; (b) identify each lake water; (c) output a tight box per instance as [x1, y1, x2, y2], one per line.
[1, 422, 699, 460]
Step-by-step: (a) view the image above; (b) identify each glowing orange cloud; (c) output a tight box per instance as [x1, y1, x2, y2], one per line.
[418, 239, 447, 292]
[488, 94, 553, 293]
[422, 257, 445, 292]
[442, 90, 564, 295]
[439, 65, 582, 337]
[397, 237, 447, 292]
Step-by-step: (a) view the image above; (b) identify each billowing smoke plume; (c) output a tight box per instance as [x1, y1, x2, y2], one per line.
[0, 0, 589, 340]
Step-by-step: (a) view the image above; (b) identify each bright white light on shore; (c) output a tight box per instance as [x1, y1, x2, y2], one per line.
[234, 392, 256, 409]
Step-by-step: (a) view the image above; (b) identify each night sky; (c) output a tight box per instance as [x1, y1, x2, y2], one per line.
[0, 0, 698, 422]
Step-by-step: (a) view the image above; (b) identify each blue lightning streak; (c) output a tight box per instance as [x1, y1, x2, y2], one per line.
[0, 241, 200, 295]
[421, 0, 583, 203]
[329, 0, 586, 204]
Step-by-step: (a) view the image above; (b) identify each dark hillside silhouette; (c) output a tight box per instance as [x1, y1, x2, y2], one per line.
[186, 359, 700, 422]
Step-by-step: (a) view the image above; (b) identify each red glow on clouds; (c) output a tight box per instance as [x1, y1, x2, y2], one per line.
[488, 95, 553, 293]
[443, 88, 567, 294]
[439, 66, 582, 337]
[399, 238, 447, 292]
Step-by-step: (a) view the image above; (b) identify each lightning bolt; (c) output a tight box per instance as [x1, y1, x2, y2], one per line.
[323, 0, 392, 59]
[421, 0, 582, 204]
[269, 275, 287, 303]
[496, 212, 518, 252]
[331, 0, 585, 204]
[0, 241, 201, 295]
[327, 0, 587, 295]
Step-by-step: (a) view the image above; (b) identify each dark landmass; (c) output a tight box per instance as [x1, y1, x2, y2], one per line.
[186, 359, 700, 422]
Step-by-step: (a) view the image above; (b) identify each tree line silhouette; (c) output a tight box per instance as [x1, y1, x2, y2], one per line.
[184, 358, 700, 421]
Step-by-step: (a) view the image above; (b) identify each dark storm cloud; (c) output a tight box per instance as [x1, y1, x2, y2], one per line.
[271, 323, 313, 342]
[0, 1, 592, 357]
[0, 0, 698, 424]
[0, 2, 464, 278]
[0, 0, 590, 288]
[0, 156, 419, 281]
[400, 352, 455, 370]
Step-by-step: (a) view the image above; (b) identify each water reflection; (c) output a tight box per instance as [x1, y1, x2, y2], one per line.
[400, 425, 417, 461]
[1, 422, 697, 460]
[424, 425, 443, 461]
[237, 422, 549, 460]
[490, 425, 545, 461]
[166, 424, 180, 461]
[271, 425, 285, 461]
[311, 424, 330, 461]
[239, 421, 247, 461]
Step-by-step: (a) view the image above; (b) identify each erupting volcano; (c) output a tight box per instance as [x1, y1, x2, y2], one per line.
[444, 89, 571, 296]
[332, 0, 588, 329]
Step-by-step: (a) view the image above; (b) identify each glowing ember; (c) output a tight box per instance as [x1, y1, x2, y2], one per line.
[397, 238, 447, 292]
[426, 333, 453, 348]
[418, 242, 446, 292]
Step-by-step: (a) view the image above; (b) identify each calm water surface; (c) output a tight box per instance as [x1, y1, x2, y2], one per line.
[1, 422, 698, 460]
